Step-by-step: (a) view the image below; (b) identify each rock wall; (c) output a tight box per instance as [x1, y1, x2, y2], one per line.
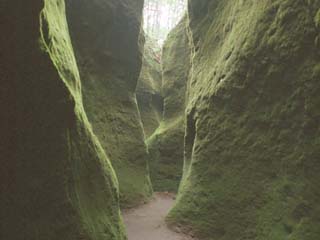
[66, 0, 153, 206]
[136, 38, 163, 138]
[1, 1, 124, 240]
[147, 17, 191, 192]
[168, 1, 320, 239]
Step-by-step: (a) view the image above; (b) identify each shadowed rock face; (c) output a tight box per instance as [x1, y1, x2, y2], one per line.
[66, 0, 153, 206]
[1, 1, 124, 240]
[2, 0, 320, 239]
[147, 16, 192, 192]
[168, 0, 320, 239]
[136, 38, 163, 138]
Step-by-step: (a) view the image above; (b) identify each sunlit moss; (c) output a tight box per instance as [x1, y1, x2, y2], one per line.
[39, 1, 125, 239]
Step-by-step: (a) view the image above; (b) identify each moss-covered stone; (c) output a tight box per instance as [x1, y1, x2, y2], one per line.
[136, 37, 163, 138]
[1, 1, 124, 239]
[168, 0, 320, 239]
[147, 16, 192, 192]
[66, 0, 153, 207]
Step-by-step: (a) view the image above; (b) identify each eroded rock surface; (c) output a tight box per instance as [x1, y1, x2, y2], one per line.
[1, 1, 124, 239]
[2, 1, 320, 240]
[147, 17, 192, 192]
[168, 1, 320, 239]
[66, 0, 152, 206]
[136, 38, 163, 138]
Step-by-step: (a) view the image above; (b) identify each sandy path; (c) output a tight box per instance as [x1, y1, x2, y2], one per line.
[123, 192, 193, 240]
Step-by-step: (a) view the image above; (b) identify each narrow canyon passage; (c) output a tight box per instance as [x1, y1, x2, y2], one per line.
[123, 193, 193, 240]
[2, 1, 320, 240]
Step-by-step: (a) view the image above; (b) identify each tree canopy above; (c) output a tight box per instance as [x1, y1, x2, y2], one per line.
[143, 0, 186, 45]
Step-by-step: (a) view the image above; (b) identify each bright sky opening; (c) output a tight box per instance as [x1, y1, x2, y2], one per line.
[143, 0, 187, 45]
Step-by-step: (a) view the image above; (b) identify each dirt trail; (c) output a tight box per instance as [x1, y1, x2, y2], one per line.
[123, 192, 194, 240]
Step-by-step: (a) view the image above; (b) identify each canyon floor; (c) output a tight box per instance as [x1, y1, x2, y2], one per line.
[123, 192, 194, 240]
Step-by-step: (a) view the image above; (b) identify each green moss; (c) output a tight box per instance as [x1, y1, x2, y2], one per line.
[315, 8, 320, 28]
[146, 17, 191, 192]
[167, 0, 320, 239]
[78, 84, 153, 207]
[116, 162, 153, 207]
[40, 0, 81, 100]
[147, 117, 185, 192]
[66, 0, 152, 207]
[2, 1, 125, 239]
[136, 37, 163, 137]
[40, 1, 125, 239]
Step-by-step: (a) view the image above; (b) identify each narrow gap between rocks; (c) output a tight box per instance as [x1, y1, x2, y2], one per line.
[123, 0, 191, 239]
[4, 1, 319, 240]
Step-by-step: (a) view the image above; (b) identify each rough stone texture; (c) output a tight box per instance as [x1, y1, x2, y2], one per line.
[147, 17, 191, 192]
[168, 1, 320, 239]
[136, 38, 163, 138]
[66, 0, 153, 207]
[1, 1, 124, 240]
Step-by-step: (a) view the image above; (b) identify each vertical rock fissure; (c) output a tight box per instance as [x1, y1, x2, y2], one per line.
[184, 109, 196, 170]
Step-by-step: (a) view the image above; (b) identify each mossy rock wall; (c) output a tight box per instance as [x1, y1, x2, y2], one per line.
[66, 0, 153, 206]
[136, 38, 163, 138]
[147, 17, 192, 192]
[1, 1, 124, 240]
[169, 0, 320, 239]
